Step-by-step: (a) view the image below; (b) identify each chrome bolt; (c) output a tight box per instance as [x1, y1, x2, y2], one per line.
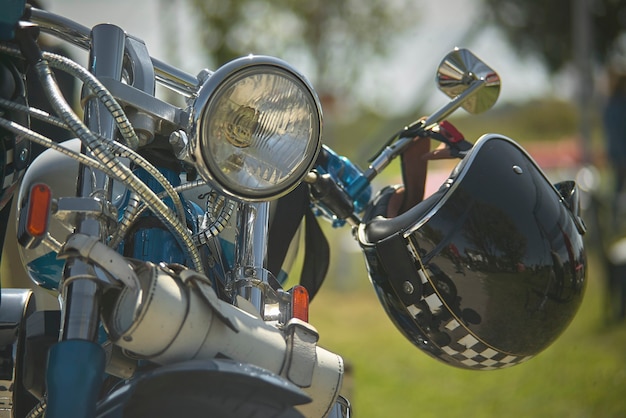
[196, 68, 214, 84]
[403, 281, 415, 294]
[19, 148, 28, 162]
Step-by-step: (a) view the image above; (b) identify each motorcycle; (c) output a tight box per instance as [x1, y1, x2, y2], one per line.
[0, 2, 587, 417]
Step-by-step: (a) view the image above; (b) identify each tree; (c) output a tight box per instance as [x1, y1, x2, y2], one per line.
[188, 0, 419, 112]
[482, 0, 626, 73]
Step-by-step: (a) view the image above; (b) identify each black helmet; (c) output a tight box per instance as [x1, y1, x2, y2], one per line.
[357, 134, 586, 370]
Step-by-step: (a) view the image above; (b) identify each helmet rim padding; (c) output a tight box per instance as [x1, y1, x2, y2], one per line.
[362, 185, 447, 244]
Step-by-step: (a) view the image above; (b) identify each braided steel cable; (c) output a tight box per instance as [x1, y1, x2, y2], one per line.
[42, 50, 139, 150]
[0, 116, 108, 174]
[33, 59, 203, 273]
[0, 45, 204, 269]
[40, 51, 187, 223]
[0, 96, 68, 129]
[0, 97, 186, 224]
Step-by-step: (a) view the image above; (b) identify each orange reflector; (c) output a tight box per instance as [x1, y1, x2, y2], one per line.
[26, 183, 52, 237]
[291, 285, 309, 322]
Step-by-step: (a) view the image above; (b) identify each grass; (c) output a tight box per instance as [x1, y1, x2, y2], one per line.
[307, 243, 626, 418]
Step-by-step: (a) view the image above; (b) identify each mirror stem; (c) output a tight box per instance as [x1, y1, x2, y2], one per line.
[364, 79, 484, 183]
[422, 79, 485, 130]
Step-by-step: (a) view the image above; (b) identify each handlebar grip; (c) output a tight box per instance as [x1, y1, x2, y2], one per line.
[310, 173, 354, 221]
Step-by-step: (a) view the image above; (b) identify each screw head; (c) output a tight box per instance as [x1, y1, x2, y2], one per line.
[19, 148, 28, 162]
[402, 281, 415, 294]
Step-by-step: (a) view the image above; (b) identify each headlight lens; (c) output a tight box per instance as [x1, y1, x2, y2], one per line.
[191, 56, 322, 201]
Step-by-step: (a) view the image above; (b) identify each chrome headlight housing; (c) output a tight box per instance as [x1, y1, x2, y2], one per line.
[189, 56, 322, 201]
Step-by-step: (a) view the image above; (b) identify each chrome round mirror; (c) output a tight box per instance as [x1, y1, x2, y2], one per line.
[437, 48, 501, 114]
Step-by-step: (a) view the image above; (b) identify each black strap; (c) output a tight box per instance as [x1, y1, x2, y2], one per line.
[267, 183, 309, 277]
[300, 205, 329, 300]
[267, 183, 329, 301]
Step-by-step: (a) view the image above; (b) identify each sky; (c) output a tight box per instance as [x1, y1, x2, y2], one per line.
[42, 0, 560, 116]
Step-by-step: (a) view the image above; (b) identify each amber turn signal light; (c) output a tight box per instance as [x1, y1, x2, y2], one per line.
[291, 285, 309, 322]
[18, 183, 52, 249]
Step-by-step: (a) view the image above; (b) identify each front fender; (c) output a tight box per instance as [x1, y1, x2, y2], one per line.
[96, 358, 311, 417]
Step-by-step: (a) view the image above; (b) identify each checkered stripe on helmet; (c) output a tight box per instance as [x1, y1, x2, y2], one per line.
[441, 319, 533, 370]
[407, 266, 533, 370]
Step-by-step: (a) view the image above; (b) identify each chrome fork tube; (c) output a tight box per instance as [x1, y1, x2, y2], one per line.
[45, 24, 125, 418]
[233, 202, 271, 314]
[236, 202, 270, 267]
[60, 24, 126, 341]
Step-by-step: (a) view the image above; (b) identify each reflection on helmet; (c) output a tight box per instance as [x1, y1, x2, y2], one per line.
[358, 135, 586, 370]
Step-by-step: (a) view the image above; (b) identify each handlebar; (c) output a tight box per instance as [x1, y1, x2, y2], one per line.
[29, 7, 199, 96]
[364, 78, 486, 181]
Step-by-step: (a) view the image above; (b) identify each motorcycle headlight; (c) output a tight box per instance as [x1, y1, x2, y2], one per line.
[190, 56, 322, 201]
